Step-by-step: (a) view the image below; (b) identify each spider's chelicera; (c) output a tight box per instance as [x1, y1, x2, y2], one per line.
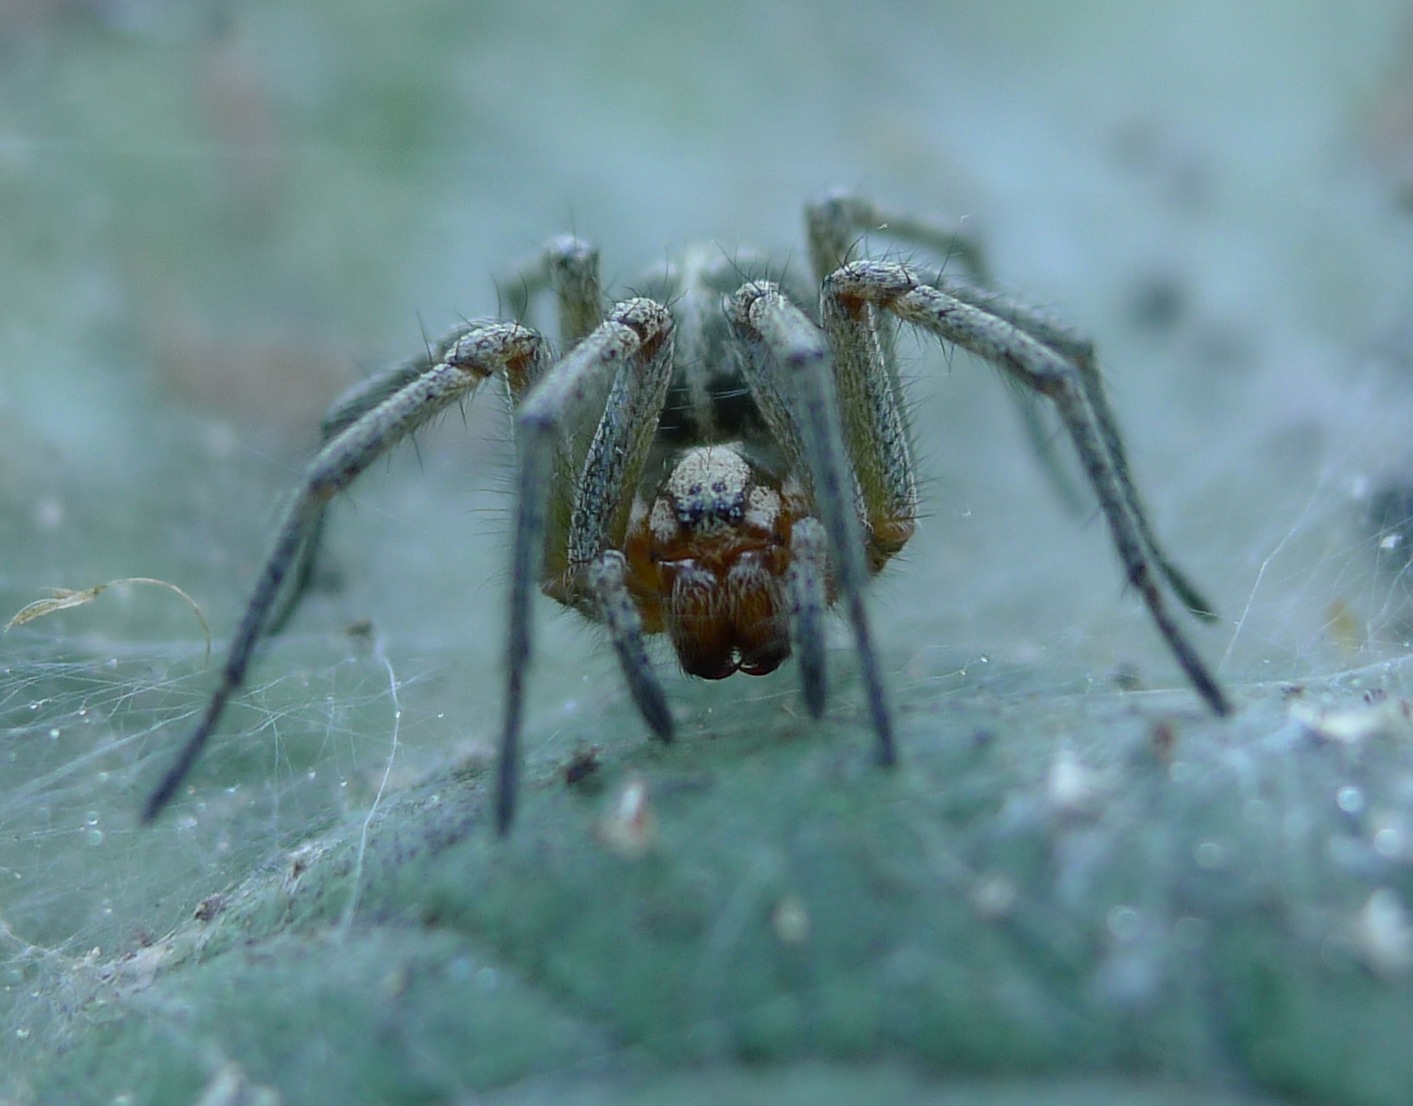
[145, 193, 1230, 834]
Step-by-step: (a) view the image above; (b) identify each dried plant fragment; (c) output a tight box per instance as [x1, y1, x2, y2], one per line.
[6, 576, 211, 662]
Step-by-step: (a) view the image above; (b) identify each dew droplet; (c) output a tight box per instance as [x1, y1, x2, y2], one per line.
[1336, 785, 1365, 815]
[1106, 904, 1141, 941]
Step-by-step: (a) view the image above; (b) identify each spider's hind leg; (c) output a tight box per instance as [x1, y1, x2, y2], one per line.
[806, 192, 991, 287]
[502, 235, 605, 353]
[928, 277, 1219, 622]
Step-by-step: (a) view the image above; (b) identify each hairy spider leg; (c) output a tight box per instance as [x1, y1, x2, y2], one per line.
[263, 324, 481, 635]
[805, 194, 1101, 517]
[503, 234, 604, 352]
[821, 259, 1230, 716]
[807, 192, 993, 288]
[928, 283, 1220, 620]
[807, 195, 1217, 621]
[783, 515, 830, 718]
[143, 323, 551, 822]
[727, 283, 897, 768]
[500, 298, 677, 834]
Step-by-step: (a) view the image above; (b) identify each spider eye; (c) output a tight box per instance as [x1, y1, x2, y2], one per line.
[662, 444, 757, 534]
[672, 486, 746, 531]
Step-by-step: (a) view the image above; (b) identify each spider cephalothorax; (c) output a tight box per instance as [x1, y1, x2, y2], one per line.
[145, 193, 1230, 834]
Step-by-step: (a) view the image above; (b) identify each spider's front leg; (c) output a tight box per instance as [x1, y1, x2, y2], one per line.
[727, 282, 898, 768]
[497, 297, 677, 834]
[143, 322, 551, 822]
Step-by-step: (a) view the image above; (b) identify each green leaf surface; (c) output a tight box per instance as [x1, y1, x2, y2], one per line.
[20, 659, 1413, 1105]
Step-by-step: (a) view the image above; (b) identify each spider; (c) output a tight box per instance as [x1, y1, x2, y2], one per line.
[144, 193, 1230, 834]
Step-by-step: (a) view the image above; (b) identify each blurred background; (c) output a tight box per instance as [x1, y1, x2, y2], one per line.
[6, 0, 1413, 1097]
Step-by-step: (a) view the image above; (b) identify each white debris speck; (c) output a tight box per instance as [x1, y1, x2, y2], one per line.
[1354, 888, 1413, 977]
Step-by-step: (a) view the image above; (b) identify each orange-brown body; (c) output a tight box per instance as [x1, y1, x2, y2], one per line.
[618, 444, 815, 679]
